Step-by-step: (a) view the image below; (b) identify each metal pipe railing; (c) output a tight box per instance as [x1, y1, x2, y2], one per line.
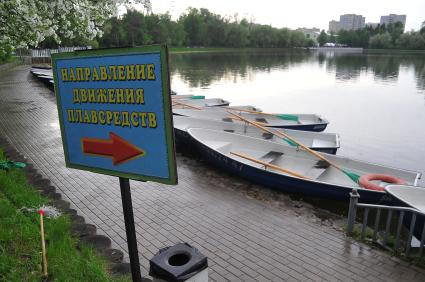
[347, 188, 425, 258]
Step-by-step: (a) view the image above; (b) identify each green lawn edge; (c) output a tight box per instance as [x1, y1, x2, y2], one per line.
[0, 150, 131, 282]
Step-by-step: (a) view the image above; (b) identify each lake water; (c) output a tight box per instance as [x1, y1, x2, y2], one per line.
[169, 50, 425, 186]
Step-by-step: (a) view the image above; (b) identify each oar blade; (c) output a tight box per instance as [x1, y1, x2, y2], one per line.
[277, 114, 299, 122]
[0, 161, 26, 170]
[343, 169, 360, 184]
[190, 95, 205, 99]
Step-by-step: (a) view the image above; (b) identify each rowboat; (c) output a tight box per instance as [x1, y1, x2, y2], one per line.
[385, 185, 425, 240]
[172, 98, 230, 108]
[385, 185, 425, 213]
[188, 128, 421, 202]
[30, 68, 54, 88]
[173, 109, 329, 132]
[30, 67, 53, 76]
[174, 116, 340, 154]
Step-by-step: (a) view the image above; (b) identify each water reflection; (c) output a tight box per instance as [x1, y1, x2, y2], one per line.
[170, 50, 425, 90]
[324, 53, 366, 82]
[170, 50, 314, 88]
[411, 58, 425, 92]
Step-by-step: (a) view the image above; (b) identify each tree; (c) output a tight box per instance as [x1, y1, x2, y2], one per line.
[0, 0, 151, 60]
[317, 30, 328, 46]
[396, 32, 425, 50]
[180, 8, 208, 46]
[276, 28, 291, 47]
[387, 22, 404, 44]
[226, 23, 249, 47]
[98, 17, 128, 48]
[369, 33, 393, 49]
[290, 31, 307, 47]
[329, 32, 336, 43]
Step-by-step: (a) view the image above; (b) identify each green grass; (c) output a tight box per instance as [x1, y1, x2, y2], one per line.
[170, 47, 240, 53]
[0, 56, 17, 65]
[169, 47, 297, 53]
[364, 49, 425, 54]
[0, 150, 131, 281]
[350, 223, 425, 266]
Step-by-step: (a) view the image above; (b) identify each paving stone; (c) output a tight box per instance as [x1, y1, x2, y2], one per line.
[1, 65, 425, 281]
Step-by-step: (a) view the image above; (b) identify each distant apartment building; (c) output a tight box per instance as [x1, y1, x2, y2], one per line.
[328, 14, 365, 32]
[296, 27, 321, 41]
[380, 14, 406, 29]
[339, 14, 365, 30]
[328, 20, 340, 33]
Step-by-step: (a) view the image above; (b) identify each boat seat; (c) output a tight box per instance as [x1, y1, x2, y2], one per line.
[305, 166, 328, 179]
[262, 132, 273, 140]
[260, 151, 283, 164]
[311, 139, 333, 148]
[316, 167, 355, 186]
[255, 118, 268, 124]
[304, 160, 330, 179]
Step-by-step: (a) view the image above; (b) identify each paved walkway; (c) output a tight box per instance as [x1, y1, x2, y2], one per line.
[1, 65, 425, 281]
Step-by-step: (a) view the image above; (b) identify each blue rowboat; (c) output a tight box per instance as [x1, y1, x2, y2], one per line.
[188, 128, 421, 202]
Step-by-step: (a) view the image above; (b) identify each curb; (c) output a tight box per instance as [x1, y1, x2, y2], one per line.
[0, 60, 22, 73]
[0, 136, 132, 277]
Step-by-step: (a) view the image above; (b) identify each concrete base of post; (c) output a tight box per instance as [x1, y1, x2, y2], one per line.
[152, 268, 208, 282]
[347, 188, 360, 235]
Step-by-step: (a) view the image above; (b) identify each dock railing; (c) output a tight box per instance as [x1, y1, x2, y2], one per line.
[30, 46, 92, 64]
[347, 188, 425, 258]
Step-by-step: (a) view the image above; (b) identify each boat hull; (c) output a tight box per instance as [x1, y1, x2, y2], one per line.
[385, 186, 425, 240]
[174, 128, 337, 154]
[173, 109, 329, 132]
[173, 112, 328, 132]
[194, 139, 385, 203]
[271, 123, 328, 132]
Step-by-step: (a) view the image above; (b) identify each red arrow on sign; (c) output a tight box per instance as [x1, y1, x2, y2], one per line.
[81, 132, 145, 166]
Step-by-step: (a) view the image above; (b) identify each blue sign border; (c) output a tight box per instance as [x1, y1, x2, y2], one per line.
[52, 45, 177, 185]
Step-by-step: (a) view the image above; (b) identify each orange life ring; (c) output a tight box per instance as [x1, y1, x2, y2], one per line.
[359, 174, 407, 191]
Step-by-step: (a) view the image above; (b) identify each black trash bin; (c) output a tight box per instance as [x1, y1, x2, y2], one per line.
[149, 243, 208, 282]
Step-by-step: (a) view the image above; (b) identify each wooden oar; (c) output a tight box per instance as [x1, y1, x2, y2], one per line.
[228, 107, 276, 116]
[228, 111, 361, 183]
[225, 107, 300, 123]
[172, 101, 203, 110]
[224, 114, 268, 126]
[230, 151, 310, 180]
[224, 106, 262, 112]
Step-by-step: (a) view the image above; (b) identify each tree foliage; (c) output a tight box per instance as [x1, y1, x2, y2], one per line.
[317, 30, 328, 46]
[335, 22, 425, 50]
[396, 32, 425, 50]
[0, 0, 151, 61]
[369, 33, 393, 49]
[99, 8, 312, 49]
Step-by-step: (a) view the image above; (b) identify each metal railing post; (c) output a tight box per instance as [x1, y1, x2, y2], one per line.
[406, 213, 417, 256]
[347, 188, 360, 235]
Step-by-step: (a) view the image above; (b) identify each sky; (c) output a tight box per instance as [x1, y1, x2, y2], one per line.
[132, 0, 425, 31]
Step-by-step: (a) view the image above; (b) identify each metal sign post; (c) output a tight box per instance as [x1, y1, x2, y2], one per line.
[119, 177, 141, 282]
[52, 45, 177, 281]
